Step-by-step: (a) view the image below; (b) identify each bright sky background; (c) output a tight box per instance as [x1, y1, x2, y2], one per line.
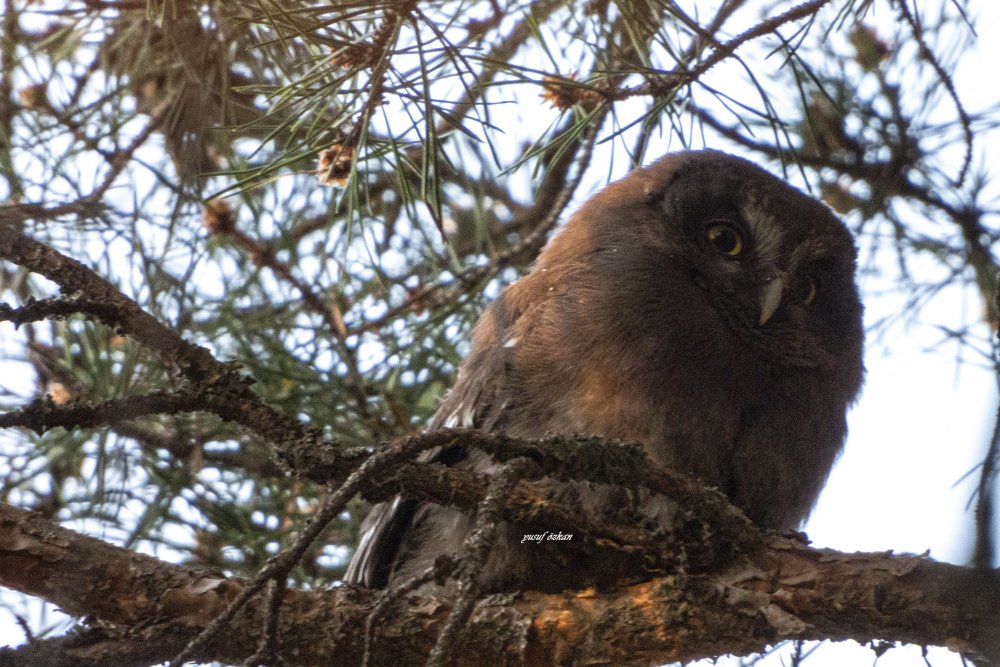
[1, 1, 999, 665]
[814, 0, 1000, 563]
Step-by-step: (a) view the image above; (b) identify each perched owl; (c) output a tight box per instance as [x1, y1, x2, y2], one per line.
[346, 150, 864, 592]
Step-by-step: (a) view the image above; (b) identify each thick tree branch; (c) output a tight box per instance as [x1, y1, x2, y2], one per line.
[281, 428, 761, 566]
[1, 501, 997, 667]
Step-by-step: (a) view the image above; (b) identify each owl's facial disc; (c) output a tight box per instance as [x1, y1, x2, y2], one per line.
[758, 275, 787, 325]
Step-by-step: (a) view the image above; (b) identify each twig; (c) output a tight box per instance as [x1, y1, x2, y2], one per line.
[220, 227, 378, 429]
[0, 225, 352, 469]
[425, 459, 533, 667]
[0, 389, 206, 434]
[362, 556, 457, 667]
[0, 225, 228, 385]
[895, 0, 973, 187]
[0, 294, 128, 328]
[166, 429, 452, 667]
[600, 0, 833, 101]
[0, 104, 167, 223]
[349, 107, 605, 335]
[243, 577, 288, 667]
[973, 275, 1000, 570]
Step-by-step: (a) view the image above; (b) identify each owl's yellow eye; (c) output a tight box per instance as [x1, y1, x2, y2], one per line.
[803, 277, 818, 305]
[705, 222, 744, 256]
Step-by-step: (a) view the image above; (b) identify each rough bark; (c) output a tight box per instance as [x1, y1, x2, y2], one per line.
[1, 501, 997, 667]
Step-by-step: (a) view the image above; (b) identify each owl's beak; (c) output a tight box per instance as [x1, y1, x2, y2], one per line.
[758, 276, 787, 326]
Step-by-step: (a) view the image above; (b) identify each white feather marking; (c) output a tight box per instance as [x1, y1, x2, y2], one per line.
[503, 337, 519, 348]
[461, 404, 475, 428]
[741, 196, 784, 266]
[356, 522, 378, 549]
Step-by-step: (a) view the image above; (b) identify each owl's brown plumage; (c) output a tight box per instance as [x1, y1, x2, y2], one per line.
[346, 149, 864, 591]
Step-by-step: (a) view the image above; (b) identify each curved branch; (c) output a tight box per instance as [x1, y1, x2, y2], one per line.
[0, 225, 225, 385]
[0, 225, 358, 476]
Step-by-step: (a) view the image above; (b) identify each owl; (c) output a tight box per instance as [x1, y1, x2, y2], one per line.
[346, 149, 864, 592]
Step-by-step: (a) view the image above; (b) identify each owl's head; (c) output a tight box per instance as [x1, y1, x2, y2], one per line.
[535, 150, 864, 377]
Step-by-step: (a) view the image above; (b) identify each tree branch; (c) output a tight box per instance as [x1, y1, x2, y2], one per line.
[0, 390, 205, 434]
[1, 501, 997, 667]
[0, 224, 364, 479]
[0, 224, 224, 385]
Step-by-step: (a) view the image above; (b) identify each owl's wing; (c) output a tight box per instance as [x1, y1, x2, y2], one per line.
[343, 294, 522, 588]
